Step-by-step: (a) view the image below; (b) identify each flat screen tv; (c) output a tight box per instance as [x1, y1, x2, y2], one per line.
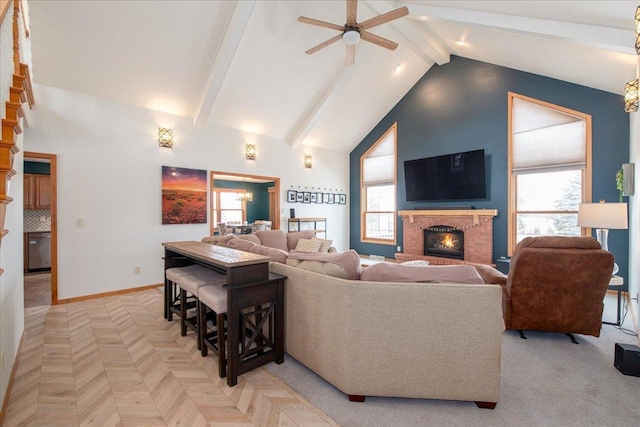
[404, 149, 486, 202]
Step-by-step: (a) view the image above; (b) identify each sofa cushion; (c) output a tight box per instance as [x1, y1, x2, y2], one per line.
[286, 249, 362, 280]
[401, 260, 430, 266]
[226, 238, 256, 252]
[360, 263, 484, 284]
[255, 230, 288, 251]
[201, 234, 238, 246]
[236, 234, 261, 245]
[312, 237, 333, 253]
[286, 231, 317, 251]
[295, 238, 323, 252]
[249, 245, 288, 264]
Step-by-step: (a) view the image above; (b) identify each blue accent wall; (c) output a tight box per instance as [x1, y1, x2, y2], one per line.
[213, 180, 272, 222]
[350, 56, 630, 287]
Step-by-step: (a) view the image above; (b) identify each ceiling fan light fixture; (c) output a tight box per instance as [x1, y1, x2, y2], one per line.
[342, 29, 361, 45]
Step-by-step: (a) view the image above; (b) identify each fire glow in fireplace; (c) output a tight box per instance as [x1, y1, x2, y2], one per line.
[424, 225, 464, 260]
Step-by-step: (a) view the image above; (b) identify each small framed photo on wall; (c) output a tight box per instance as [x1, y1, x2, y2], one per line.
[310, 193, 317, 203]
[316, 192, 323, 204]
[322, 193, 329, 203]
[328, 193, 335, 204]
[303, 192, 311, 203]
[296, 192, 304, 202]
[339, 194, 346, 204]
[287, 190, 297, 203]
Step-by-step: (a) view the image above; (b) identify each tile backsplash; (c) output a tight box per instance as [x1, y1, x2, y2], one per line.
[24, 210, 51, 232]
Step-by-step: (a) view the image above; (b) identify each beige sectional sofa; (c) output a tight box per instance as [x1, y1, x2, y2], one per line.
[269, 262, 504, 408]
[202, 230, 505, 407]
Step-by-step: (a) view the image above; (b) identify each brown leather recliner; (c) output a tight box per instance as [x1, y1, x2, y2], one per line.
[501, 236, 614, 342]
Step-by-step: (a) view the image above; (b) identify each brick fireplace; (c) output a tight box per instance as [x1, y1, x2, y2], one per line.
[396, 209, 498, 265]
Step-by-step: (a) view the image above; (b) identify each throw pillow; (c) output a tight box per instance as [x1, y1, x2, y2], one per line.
[286, 231, 317, 251]
[295, 238, 323, 252]
[311, 236, 333, 253]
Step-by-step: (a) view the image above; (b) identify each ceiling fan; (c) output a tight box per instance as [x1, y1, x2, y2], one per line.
[298, 0, 409, 66]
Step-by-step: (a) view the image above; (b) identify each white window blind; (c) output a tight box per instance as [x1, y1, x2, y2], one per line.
[512, 98, 586, 174]
[363, 131, 394, 184]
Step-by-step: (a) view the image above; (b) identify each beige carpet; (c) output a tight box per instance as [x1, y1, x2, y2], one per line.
[266, 293, 640, 427]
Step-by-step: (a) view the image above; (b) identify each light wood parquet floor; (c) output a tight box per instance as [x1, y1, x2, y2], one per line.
[2, 287, 338, 427]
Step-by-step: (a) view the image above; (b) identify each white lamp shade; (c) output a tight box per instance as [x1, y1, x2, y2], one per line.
[577, 202, 628, 229]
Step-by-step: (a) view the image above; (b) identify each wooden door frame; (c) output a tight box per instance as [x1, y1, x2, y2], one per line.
[210, 171, 280, 235]
[24, 151, 58, 304]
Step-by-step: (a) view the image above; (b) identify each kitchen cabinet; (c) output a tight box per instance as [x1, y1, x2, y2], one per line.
[24, 174, 51, 210]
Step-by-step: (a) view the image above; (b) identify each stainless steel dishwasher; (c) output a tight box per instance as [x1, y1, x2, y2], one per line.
[28, 232, 51, 270]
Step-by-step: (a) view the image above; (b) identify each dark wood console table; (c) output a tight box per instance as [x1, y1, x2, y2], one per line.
[162, 241, 285, 386]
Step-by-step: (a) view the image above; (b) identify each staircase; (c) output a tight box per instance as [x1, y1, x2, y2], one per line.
[0, 0, 34, 276]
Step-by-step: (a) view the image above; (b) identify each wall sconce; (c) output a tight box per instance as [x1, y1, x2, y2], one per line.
[636, 6, 640, 55]
[245, 143, 256, 160]
[625, 79, 638, 112]
[158, 127, 174, 148]
[304, 154, 313, 168]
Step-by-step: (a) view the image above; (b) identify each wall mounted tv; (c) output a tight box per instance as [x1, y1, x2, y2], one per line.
[404, 149, 486, 202]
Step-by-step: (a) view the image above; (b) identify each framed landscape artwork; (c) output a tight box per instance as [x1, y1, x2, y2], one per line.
[162, 166, 207, 224]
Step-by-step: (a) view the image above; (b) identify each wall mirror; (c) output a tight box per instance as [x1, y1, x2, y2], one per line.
[210, 171, 280, 236]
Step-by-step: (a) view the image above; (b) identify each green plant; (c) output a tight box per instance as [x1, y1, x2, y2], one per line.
[616, 168, 624, 202]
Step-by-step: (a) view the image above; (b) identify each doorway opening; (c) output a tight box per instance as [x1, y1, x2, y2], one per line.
[210, 171, 280, 236]
[23, 152, 57, 306]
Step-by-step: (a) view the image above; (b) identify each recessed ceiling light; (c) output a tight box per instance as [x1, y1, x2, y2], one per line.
[455, 39, 465, 46]
[393, 64, 403, 73]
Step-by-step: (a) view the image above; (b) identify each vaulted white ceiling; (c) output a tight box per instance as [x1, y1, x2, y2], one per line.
[26, 1, 639, 152]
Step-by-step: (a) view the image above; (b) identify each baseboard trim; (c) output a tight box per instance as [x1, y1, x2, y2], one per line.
[0, 331, 25, 424]
[55, 283, 162, 305]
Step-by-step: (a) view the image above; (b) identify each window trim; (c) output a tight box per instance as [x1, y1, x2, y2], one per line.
[360, 122, 397, 245]
[507, 92, 592, 255]
[212, 188, 248, 232]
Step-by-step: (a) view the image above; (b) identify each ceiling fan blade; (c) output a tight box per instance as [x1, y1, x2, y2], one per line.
[361, 31, 399, 50]
[360, 6, 408, 30]
[346, 45, 355, 66]
[298, 16, 344, 32]
[305, 34, 343, 55]
[346, 0, 358, 25]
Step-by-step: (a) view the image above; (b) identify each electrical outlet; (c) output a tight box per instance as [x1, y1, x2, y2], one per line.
[133, 267, 140, 275]
[396, 246, 401, 252]
[40, 215, 46, 222]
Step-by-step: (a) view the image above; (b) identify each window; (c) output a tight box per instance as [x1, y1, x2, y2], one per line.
[212, 189, 247, 231]
[361, 123, 397, 243]
[508, 93, 591, 254]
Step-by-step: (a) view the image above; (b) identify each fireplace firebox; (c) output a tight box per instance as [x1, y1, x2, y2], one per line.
[424, 225, 464, 260]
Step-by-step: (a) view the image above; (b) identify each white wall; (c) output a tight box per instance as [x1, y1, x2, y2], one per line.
[630, 109, 639, 337]
[24, 84, 350, 300]
[0, 135, 25, 408]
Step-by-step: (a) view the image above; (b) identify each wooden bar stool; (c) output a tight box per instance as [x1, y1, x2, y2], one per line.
[173, 265, 227, 350]
[197, 284, 228, 378]
[165, 264, 205, 321]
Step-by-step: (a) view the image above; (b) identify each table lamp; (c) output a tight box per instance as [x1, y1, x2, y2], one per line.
[577, 200, 628, 275]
